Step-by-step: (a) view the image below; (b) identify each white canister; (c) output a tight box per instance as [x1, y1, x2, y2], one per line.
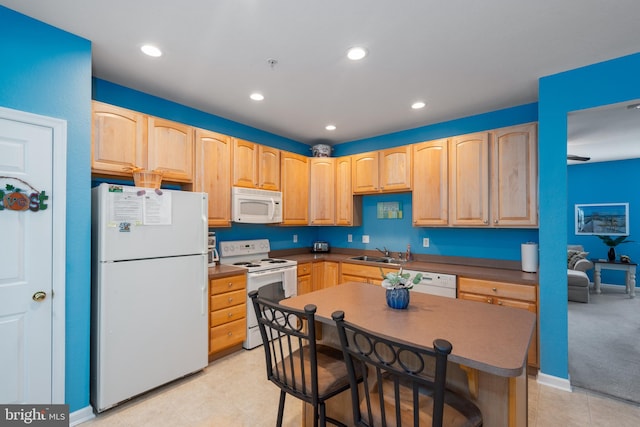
[521, 242, 538, 273]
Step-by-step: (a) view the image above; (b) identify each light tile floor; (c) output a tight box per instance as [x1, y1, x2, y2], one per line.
[82, 348, 640, 427]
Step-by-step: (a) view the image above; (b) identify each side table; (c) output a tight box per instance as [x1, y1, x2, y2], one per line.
[592, 259, 637, 298]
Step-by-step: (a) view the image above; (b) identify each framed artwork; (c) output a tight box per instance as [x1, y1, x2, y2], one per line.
[575, 203, 629, 236]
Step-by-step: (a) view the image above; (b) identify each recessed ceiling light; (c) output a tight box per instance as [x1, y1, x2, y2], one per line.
[347, 47, 368, 61]
[411, 101, 426, 110]
[250, 93, 264, 101]
[325, 125, 337, 131]
[140, 44, 162, 57]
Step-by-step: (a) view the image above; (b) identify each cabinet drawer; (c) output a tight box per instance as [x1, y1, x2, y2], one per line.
[341, 262, 397, 279]
[211, 289, 245, 310]
[297, 262, 312, 277]
[210, 275, 246, 295]
[458, 277, 536, 302]
[210, 318, 246, 352]
[210, 303, 246, 327]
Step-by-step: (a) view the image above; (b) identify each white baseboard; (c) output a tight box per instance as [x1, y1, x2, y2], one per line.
[70, 406, 95, 426]
[537, 372, 572, 392]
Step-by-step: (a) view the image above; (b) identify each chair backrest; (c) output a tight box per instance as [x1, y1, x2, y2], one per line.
[249, 290, 321, 405]
[332, 310, 452, 427]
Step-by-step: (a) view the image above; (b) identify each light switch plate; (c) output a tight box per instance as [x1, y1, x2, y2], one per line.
[423, 237, 430, 247]
[362, 235, 370, 243]
[347, 234, 353, 242]
[293, 234, 298, 243]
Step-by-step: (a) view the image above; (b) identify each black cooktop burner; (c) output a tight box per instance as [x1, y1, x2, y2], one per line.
[246, 264, 261, 268]
[261, 258, 274, 262]
[269, 259, 287, 263]
[233, 262, 251, 266]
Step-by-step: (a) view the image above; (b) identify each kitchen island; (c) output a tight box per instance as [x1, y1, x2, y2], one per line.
[282, 282, 535, 426]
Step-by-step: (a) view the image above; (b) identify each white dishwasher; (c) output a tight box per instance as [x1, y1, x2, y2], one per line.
[403, 269, 457, 298]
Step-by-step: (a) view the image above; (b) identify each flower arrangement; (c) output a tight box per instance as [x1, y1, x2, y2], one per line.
[380, 267, 423, 290]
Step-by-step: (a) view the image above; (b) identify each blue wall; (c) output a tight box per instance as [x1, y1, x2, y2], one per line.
[0, 6, 92, 412]
[538, 52, 640, 379]
[568, 159, 640, 284]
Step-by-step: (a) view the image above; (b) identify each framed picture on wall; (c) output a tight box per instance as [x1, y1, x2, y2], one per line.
[575, 203, 629, 236]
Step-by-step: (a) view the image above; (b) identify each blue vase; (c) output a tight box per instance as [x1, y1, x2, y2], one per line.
[386, 288, 410, 309]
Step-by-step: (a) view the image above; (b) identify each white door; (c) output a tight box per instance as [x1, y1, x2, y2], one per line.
[0, 109, 66, 404]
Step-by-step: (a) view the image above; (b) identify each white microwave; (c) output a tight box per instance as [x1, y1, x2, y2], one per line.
[232, 187, 283, 224]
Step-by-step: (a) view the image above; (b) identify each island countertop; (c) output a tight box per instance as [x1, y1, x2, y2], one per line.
[282, 282, 535, 377]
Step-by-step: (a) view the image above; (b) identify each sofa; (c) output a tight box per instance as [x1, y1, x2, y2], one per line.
[568, 245, 593, 303]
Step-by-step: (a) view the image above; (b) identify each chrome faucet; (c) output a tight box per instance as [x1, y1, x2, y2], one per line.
[376, 247, 390, 257]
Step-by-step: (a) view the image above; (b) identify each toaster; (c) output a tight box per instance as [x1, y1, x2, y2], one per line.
[312, 241, 330, 253]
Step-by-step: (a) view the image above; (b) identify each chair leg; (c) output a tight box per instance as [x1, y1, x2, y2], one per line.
[318, 402, 325, 427]
[276, 390, 286, 427]
[313, 404, 319, 427]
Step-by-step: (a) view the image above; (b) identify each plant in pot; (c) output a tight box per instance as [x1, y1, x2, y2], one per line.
[596, 235, 634, 262]
[380, 268, 422, 309]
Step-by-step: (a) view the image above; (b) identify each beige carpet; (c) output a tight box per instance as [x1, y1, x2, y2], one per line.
[568, 284, 640, 404]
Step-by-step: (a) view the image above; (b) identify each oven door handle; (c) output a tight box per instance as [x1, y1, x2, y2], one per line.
[269, 197, 276, 221]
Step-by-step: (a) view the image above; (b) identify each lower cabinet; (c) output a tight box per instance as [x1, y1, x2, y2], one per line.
[209, 274, 246, 358]
[297, 262, 313, 295]
[312, 261, 340, 291]
[340, 263, 398, 286]
[458, 277, 539, 368]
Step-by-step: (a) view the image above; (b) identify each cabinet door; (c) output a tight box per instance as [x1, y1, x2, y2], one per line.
[280, 151, 309, 225]
[449, 132, 489, 226]
[491, 123, 538, 227]
[147, 117, 194, 182]
[194, 129, 232, 227]
[232, 138, 259, 188]
[323, 262, 340, 288]
[352, 152, 379, 193]
[379, 146, 412, 192]
[335, 156, 362, 226]
[258, 145, 281, 190]
[297, 274, 313, 295]
[412, 139, 448, 226]
[92, 101, 146, 176]
[309, 158, 336, 225]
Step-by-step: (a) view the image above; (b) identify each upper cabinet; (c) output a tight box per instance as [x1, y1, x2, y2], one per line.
[309, 157, 336, 225]
[412, 139, 449, 226]
[147, 117, 194, 183]
[490, 123, 538, 227]
[449, 132, 490, 226]
[232, 139, 280, 190]
[194, 129, 232, 227]
[449, 123, 538, 227]
[91, 101, 193, 183]
[352, 147, 411, 194]
[335, 156, 362, 226]
[92, 101, 146, 175]
[280, 151, 309, 225]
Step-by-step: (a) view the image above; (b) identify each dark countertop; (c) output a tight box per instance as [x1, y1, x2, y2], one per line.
[208, 248, 538, 286]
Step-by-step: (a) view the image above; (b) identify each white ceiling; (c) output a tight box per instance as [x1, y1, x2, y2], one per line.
[2, 0, 640, 152]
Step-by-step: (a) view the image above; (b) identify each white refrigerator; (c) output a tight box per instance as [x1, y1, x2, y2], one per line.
[90, 183, 209, 412]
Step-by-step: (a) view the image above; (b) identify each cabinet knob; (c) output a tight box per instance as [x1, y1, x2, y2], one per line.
[228, 297, 233, 303]
[497, 301, 503, 306]
[228, 312, 233, 317]
[228, 282, 233, 287]
[494, 219, 498, 224]
[483, 220, 488, 224]
[227, 332, 233, 337]
[486, 298, 493, 304]
[492, 287, 497, 292]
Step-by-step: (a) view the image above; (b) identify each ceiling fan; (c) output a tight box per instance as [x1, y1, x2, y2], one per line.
[567, 154, 591, 161]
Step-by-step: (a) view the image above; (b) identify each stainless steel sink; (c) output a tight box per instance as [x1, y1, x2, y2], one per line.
[348, 255, 401, 265]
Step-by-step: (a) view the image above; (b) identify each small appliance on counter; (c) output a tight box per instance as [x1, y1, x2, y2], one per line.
[312, 241, 330, 253]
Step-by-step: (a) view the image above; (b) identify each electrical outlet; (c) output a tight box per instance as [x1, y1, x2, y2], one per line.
[293, 234, 298, 243]
[347, 234, 353, 243]
[362, 235, 370, 243]
[423, 237, 430, 247]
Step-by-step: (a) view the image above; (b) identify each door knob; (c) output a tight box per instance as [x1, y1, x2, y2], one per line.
[32, 291, 47, 302]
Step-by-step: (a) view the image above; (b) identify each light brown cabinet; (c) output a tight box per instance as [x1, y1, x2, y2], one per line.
[194, 129, 232, 227]
[312, 261, 340, 291]
[209, 274, 247, 358]
[91, 101, 194, 183]
[352, 147, 412, 194]
[280, 151, 309, 225]
[309, 157, 336, 225]
[147, 117, 194, 183]
[232, 139, 280, 190]
[458, 277, 538, 368]
[297, 262, 313, 295]
[335, 156, 362, 226]
[341, 263, 398, 286]
[449, 132, 490, 226]
[92, 101, 146, 176]
[490, 123, 538, 227]
[412, 139, 449, 226]
[449, 124, 538, 228]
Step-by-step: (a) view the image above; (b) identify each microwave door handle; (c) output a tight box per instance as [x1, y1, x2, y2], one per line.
[269, 198, 275, 220]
